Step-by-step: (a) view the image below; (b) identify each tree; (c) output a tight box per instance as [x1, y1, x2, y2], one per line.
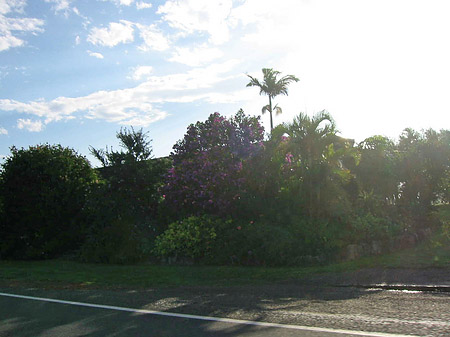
[356, 135, 399, 212]
[82, 128, 170, 263]
[163, 110, 264, 218]
[246, 68, 299, 133]
[0, 144, 98, 259]
[397, 128, 450, 218]
[281, 111, 357, 218]
[89, 127, 169, 224]
[90, 126, 153, 166]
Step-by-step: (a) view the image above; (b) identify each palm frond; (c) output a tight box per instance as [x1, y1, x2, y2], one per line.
[274, 104, 283, 115]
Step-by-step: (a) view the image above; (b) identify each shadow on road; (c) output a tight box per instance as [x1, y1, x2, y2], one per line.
[0, 283, 376, 337]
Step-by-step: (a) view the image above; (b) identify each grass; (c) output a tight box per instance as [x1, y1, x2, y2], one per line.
[0, 241, 447, 290]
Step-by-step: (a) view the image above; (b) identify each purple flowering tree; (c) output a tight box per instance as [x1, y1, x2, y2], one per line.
[163, 109, 264, 217]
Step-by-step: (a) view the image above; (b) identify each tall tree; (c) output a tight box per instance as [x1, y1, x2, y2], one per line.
[89, 127, 169, 225]
[90, 126, 153, 166]
[246, 68, 299, 133]
[356, 135, 399, 210]
[163, 110, 264, 218]
[281, 111, 357, 218]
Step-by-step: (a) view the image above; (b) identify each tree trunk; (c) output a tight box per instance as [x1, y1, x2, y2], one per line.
[269, 95, 273, 132]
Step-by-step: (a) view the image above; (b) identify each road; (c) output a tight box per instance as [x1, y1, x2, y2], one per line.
[0, 283, 449, 336]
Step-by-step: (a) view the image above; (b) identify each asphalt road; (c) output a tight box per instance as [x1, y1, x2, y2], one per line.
[0, 283, 449, 337]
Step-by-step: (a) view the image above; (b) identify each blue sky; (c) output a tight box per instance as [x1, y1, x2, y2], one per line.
[1, 0, 449, 166]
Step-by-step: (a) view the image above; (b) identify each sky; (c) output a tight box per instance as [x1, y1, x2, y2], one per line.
[1, 0, 449, 166]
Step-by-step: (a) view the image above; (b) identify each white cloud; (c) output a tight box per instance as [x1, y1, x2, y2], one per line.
[136, 1, 152, 10]
[0, 126, 7, 135]
[87, 20, 134, 47]
[75, 35, 80, 45]
[136, 23, 170, 51]
[0, 0, 26, 15]
[169, 44, 223, 67]
[129, 65, 153, 81]
[45, 0, 72, 13]
[104, 0, 134, 6]
[157, 0, 233, 45]
[0, 2, 45, 52]
[0, 33, 23, 51]
[17, 119, 43, 132]
[87, 50, 104, 59]
[135, 59, 240, 93]
[0, 60, 242, 128]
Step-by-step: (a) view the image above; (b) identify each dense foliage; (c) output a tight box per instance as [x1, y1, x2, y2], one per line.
[156, 112, 449, 265]
[0, 110, 448, 265]
[89, 127, 170, 225]
[82, 127, 170, 263]
[163, 110, 264, 218]
[0, 144, 98, 259]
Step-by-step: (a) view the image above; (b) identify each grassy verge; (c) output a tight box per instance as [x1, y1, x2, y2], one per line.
[0, 243, 447, 290]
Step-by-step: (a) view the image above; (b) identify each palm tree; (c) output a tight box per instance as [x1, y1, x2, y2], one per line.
[283, 111, 357, 218]
[246, 68, 299, 133]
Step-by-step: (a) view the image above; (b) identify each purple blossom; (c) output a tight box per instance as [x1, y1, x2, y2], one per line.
[162, 110, 264, 216]
[285, 152, 294, 164]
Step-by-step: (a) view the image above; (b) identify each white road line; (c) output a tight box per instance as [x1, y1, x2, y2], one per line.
[0, 292, 420, 337]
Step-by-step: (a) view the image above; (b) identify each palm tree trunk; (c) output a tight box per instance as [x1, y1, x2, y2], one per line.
[269, 95, 273, 132]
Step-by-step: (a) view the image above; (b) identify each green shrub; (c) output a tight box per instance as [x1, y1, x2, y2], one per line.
[346, 213, 401, 244]
[80, 182, 156, 264]
[153, 215, 220, 262]
[217, 221, 299, 266]
[154, 215, 339, 266]
[80, 217, 152, 264]
[0, 144, 98, 260]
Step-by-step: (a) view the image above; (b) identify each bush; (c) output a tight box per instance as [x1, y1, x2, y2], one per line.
[0, 144, 98, 259]
[80, 217, 152, 264]
[153, 215, 220, 263]
[210, 220, 300, 266]
[154, 215, 339, 266]
[345, 213, 402, 245]
[80, 182, 156, 264]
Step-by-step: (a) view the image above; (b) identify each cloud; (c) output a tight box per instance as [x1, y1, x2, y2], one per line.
[135, 59, 240, 93]
[103, 0, 134, 6]
[0, 2, 45, 52]
[129, 65, 153, 81]
[0, 0, 26, 15]
[87, 20, 134, 47]
[157, 0, 233, 45]
[87, 50, 104, 59]
[17, 119, 43, 132]
[169, 44, 223, 67]
[136, 1, 152, 10]
[44, 0, 72, 14]
[0, 60, 242, 129]
[0, 33, 23, 51]
[0, 126, 7, 135]
[136, 23, 170, 51]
